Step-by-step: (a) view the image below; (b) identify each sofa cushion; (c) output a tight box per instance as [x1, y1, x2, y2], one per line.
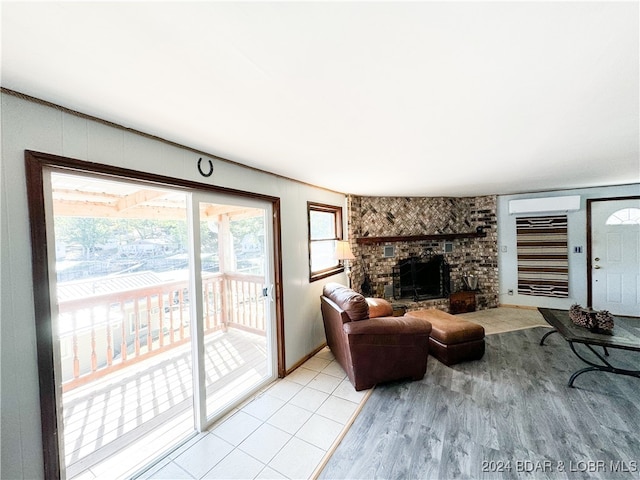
[323, 283, 369, 321]
[366, 298, 393, 318]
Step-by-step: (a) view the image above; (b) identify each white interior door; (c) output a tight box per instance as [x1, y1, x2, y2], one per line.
[591, 198, 640, 316]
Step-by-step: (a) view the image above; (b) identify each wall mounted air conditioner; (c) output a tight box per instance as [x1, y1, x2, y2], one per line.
[508, 195, 581, 214]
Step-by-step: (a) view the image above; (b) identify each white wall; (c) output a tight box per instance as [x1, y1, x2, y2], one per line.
[497, 184, 640, 309]
[0, 93, 347, 479]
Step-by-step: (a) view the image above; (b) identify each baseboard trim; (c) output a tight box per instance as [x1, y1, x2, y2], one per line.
[285, 342, 327, 376]
[498, 304, 540, 310]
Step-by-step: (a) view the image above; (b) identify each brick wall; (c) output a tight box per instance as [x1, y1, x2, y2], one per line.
[347, 195, 499, 312]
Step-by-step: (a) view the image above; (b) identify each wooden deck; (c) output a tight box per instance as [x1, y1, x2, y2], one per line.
[63, 328, 269, 479]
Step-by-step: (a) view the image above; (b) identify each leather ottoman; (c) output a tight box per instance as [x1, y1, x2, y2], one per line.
[404, 309, 485, 366]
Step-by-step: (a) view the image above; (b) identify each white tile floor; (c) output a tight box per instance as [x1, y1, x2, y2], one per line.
[139, 347, 369, 480]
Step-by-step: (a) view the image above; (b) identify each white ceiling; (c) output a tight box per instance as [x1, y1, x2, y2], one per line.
[2, 1, 639, 197]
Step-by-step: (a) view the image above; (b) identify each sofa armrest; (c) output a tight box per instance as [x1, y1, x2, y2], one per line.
[342, 315, 431, 390]
[343, 316, 432, 336]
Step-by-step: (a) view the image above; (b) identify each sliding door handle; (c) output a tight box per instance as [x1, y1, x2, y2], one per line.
[262, 285, 275, 301]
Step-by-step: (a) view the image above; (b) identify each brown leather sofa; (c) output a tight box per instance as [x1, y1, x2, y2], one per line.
[320, 283, 432, 391]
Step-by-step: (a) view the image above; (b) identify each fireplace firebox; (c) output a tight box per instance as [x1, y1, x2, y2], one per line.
[393, 255, 450, 301]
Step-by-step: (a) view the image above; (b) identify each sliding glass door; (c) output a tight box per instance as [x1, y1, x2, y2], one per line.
[192, 193, 276, 424]
[42, 168, 277, 478]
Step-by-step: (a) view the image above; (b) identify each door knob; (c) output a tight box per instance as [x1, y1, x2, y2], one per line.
[594, 265, 601, 269]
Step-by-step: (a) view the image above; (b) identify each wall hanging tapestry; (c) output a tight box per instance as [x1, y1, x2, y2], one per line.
[516, 215, 569, 297]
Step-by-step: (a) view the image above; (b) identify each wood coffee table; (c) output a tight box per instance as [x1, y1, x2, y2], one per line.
[538, 308, 640, 387]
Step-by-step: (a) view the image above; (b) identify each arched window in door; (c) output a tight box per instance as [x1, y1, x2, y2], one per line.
[605, 208, 640, 225]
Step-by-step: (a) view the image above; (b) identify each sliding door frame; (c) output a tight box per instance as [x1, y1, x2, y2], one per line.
[25, 150, 285, 479]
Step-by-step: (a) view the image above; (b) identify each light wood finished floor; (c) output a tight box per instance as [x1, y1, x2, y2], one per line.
[320, 325, 640, 479]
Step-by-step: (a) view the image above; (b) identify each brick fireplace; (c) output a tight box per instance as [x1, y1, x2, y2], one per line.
[347, 195, 499, 312]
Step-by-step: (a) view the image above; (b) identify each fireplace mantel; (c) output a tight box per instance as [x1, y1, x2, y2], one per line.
[355, 231, 486, 245]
